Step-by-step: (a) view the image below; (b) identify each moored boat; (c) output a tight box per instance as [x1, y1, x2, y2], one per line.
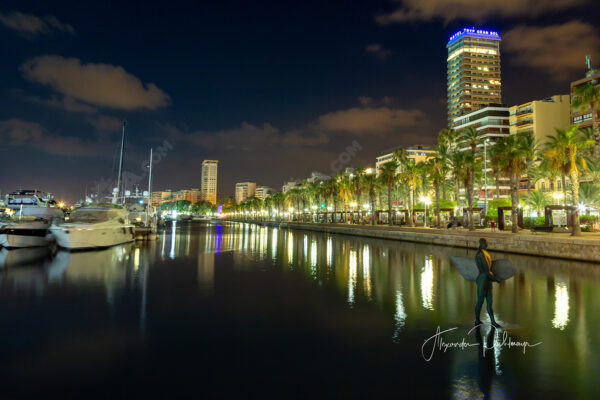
[50, 207, 135, 250]
[0, 190, 63, 249]
[0, 219, 53, 249]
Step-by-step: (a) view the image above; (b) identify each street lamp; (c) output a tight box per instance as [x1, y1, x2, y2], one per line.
[420, 196, 431, 227]
[552, 192, 564, 205]
[483, 139, 489, 214]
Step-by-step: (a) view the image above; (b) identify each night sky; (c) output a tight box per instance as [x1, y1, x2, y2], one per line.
[1, 0, 599, 202]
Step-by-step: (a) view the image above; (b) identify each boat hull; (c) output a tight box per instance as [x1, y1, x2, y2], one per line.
[51, 225, 135, 250]
[0, 222, 52, 249]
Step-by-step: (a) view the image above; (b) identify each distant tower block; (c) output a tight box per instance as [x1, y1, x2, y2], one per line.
[447, 28, 502, 127]
[201, 160, 218, 205]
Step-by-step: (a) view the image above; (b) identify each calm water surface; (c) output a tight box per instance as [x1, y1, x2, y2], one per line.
[0, 221, 599, 399]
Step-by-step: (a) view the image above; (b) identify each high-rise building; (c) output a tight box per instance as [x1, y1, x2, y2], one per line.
[447, 28, 502, 126]
[235, 182, 256, 204]
[255, 186, 275, 201]
[509, 95, 571, 194]
[375, 145, 436, 176]
[509, 95, 570, 145]
[453, 104, 510, 200]
[282, 180, 303, 193]
[201, 160, 218, 205]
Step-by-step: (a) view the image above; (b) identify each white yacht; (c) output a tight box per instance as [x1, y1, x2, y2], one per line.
[0, 190, 63, 249]
[5, 190, 60, 219]
[51, 207, 135, 250]
[0, 219, 53, 249]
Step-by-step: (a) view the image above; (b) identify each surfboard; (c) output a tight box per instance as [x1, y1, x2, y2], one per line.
[449, 256, 516, 282]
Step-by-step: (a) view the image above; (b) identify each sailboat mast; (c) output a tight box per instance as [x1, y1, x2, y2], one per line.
[115, 120, 126, 204]
[147, 148, 153, 201]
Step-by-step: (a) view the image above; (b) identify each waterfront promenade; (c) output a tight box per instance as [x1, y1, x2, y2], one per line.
[226, 220, 600, 262]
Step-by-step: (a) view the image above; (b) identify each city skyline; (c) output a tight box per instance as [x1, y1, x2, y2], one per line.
[1, 1, 599, 202]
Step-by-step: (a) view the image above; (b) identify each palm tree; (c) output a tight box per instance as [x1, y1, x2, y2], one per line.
[436, 143, 451, 200]
[264, 195, 275, 220]
[520, 131, 539, 192]
[426, 151, 445, 227]
[579, 182, 600, 208]
[361, 172, 379, 225]
[539, 152, 568, 206]
[488, 154, 502, 199]
[400, 162, 421, 227]
[416, 161, 429, 201]
[271, 192, 284, 220]
[545, 126, 594, 236]
[337, 172, 352, 223]
[321, 179, 337, 223]
[351, 168, 365, 223]
[450, 151, 463, 206]
[455, 151, 480, 230]
[571, 82, 600, 156]
[492, 133, 530, 233]
[438, 128, 458, 148]
[458, 126, 482, 155]
[378, 160, 399, 226]
[286, 189, 302, 221]
[525, 190, 548, 216]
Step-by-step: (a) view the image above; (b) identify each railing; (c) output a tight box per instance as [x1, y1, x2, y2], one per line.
[516, 119, 533, 126]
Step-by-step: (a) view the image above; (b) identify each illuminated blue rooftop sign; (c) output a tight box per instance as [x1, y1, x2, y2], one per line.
[448, 28, 500, 44]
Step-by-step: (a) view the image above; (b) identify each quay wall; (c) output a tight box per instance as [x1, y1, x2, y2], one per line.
[224, 220, 600, 263]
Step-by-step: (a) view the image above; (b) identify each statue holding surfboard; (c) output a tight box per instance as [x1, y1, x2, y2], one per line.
[450, 238, 516, 329]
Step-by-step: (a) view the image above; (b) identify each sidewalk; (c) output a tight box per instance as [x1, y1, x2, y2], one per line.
[322, 223, 600, 241]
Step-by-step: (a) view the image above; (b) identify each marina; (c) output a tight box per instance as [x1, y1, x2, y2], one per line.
[2, 2, 600, 398]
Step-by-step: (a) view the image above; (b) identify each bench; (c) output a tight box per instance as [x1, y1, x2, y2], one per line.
[531, 225, 553, 234]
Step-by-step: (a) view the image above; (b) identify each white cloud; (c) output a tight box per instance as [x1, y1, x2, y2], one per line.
[0, 11, 74, 38]
[162, 122, 329, 150]
[503, 21, 600, 81]
[313, 106, 424, 136]
[365, 43, 394, 60]
[21, 56, 170, 110]
[376, 0, 588, 24]
[0, 119, 100, 156]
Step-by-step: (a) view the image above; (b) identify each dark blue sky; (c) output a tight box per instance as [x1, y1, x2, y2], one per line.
[1, 0, 599, 202]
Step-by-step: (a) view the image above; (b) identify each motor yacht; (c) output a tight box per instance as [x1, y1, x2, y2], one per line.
[50, 207, 135, 250]
[0, 190, 63, 249]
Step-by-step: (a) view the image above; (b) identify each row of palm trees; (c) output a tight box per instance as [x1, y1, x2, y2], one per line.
[226, 123, 597, 236]
[227, 83, 600, 236]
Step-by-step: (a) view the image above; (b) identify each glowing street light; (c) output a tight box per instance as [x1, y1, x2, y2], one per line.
[552, 192, 564, 205]
[420, 196, 431, 227]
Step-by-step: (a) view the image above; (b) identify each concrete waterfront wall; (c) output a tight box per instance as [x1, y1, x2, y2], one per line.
[225, 220, 600, 263]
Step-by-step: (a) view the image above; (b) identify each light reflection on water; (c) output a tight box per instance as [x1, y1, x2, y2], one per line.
[0, 221, 599, 398]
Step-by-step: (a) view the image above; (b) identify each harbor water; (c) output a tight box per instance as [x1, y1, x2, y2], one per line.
[0, 221, 598, 398]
